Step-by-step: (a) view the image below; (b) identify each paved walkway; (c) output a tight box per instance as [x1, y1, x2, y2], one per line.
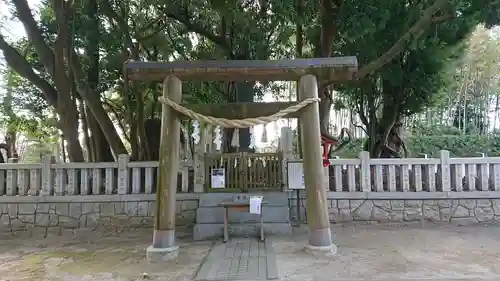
[195, 238, 278, 281]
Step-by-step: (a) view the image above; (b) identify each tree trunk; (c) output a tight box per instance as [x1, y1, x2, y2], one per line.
[4, 70, 18, 159]
[313, 0, 340, 138]
[144, 118, 185, 161]
[296, 0, 304, 157]
[80, 100, 93, 161]
[83, 0, 114, 162]
[128, 98, 139, 160]
[236, 82, 254, 152]
[87, 106, 114, 162]
[54, 15, 84, 162]
[49, 0, 128, 158]
[222, 82, 255, 152]
[318, 85, 333, 134]
[0, 35, 83, 161]
[364, 98, 404, 158]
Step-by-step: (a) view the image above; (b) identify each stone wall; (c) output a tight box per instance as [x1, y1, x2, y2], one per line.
[0, 195, 198, 236]
[4, 193, 500, 238]
[290, 198, 500, 224]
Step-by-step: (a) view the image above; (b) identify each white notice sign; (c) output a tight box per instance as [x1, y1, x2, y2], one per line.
[211, 168, 225, 188]
[287, 162, 305, 190]
[249, 196, 263, 214]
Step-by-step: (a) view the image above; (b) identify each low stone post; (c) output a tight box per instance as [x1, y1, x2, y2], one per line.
[40, 155, 55, 196]
[298, 75, 336, 254]
[280, 127, 293, 190]
[193, 138, 206, 193]
[147, 76, 182, 262]
[439, 150, 451, 192]
[359, 151, 371, 192]
[6, 158, 18, 196]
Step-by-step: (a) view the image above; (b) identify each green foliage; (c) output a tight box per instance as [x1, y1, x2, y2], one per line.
[292, 123, 500, 158]
[0, 66, 55, 142]
[1, 0, 499, 159]
[337, 135, 500, 158]
[332, 123, 500, 157]
[409, 123, 463, 136]
[329, 1, 500, 158]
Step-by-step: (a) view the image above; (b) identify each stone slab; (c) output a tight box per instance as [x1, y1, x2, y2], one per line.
[196, 206, 290, 224]
[193, 223, 293, 241]
[146, 245, 179, 262]
[195, 238, 278, 281]
[198, 192, 288, 207]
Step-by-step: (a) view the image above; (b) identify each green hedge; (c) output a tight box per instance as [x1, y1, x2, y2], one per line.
[336, 135, 500, 158]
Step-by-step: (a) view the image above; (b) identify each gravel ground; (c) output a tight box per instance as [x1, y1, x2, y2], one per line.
[2, 223, 500, 281]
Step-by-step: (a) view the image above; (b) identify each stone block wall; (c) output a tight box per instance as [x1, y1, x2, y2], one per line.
[290, 198, 500, 224]
[5, 193, 500, 238]
[0, 195, 198, 236]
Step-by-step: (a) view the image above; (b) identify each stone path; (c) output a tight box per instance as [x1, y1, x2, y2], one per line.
[195, 238, 278, 281]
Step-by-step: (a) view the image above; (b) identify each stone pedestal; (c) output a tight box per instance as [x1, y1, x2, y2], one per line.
[146, 245, 179, 262]
[193, 192, 293, 240]
[304, 243, 337, 257]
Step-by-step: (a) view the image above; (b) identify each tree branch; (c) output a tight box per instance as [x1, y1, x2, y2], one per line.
[11, 0, 56, 77]
[357, 94, 369, 127]
[100, 0, 136, 57]
[323, 0, 450, 86]
[0, 35, 58, 107]
[164, 6, 231, 53]
[433, 13, 456, 23]
[354, 0, 449, 80]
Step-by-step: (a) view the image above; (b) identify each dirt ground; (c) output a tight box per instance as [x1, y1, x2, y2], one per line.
[2, 223, 500, 281]
[278, 223, 500, 281]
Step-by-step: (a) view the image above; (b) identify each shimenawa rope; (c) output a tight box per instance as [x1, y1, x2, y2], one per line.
[158, 97, 319, 128]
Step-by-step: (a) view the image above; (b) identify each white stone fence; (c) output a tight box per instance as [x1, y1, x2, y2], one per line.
[2, 149, 500, 198]
[311, 150, 500, 196]
[0, 155, 194, 196]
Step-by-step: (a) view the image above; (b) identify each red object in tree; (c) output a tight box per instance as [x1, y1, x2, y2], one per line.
[321, 135, 338, 167]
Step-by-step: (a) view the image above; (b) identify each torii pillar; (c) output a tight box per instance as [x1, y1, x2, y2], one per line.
[298, 75, 336, 254]
[146, 76, 182, 261]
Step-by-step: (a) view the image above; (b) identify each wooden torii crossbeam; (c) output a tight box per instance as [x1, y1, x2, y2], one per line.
[126, 57, 359, 262]
[124, 57, 358, 120]
[125, 57, 358, 81]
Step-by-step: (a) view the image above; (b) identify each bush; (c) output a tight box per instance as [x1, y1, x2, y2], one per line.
[336, 135, 500, 158]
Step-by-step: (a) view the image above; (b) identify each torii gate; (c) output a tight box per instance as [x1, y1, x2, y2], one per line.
[124, 57, 358, 261]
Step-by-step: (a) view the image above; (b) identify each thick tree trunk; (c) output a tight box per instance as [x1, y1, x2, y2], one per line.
[144, 118, 186, 161]
[364, 98, 406, 158]
[318, 85, 333, 134]
[0, 35, 83, 161]
[236, 82, 254, 152]
[84, 0, 114, 162]
[54, 16, 84, 162]
[60, 111, 84, 162]
[313, 0, 340, 138]
[51, 0, 127, 158]
[222, 82, 255, 152]
[88, 107, 114, 162]
[129, 104, 139, 160]
[365, 123, 406, 158]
